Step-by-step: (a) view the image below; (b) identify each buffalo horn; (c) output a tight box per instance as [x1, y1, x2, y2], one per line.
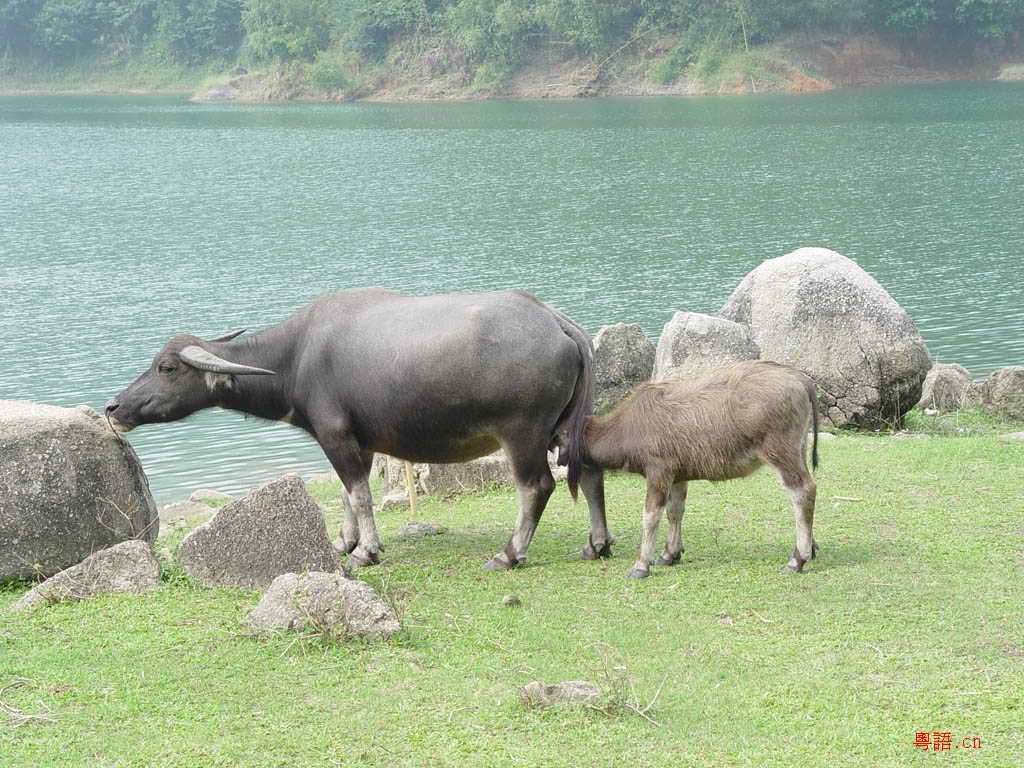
[179, 345, 275, 376]
[209, 328, 247, 342]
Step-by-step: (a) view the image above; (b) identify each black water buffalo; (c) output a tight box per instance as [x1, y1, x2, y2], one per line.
[106, 289, 612, 569]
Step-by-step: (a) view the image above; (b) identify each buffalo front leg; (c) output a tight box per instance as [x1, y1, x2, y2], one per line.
[579, 463, 614, 560]
[333, 486, 360, 555]
[343, 476, 381, 567]
[657, 480, 687, 566]
[484, 448, 555, 570]
[629, 479, 668, 579]
[319, 434, 381, 567]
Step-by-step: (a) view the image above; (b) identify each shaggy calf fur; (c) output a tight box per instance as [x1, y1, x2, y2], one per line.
[582, 360, 819, 578]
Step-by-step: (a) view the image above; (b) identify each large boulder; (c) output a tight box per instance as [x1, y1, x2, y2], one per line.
[245, 571, 400, 640]
[376, 451, 566, 499]
[979, 366, 1024, 420]
[917, 363, 972, 411]
[653, 311, 759, 381]
[177, 474, 338, 590]
[720, 248, 932, 428]
[10, 540, 160, 612]
[592, 323, 656, 413]
[0, 401, 158, 581]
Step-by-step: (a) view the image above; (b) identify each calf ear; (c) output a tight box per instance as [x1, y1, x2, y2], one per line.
[179, 345, 275, 376]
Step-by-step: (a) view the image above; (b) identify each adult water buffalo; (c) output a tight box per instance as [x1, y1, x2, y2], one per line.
[106, 289, 612, 569]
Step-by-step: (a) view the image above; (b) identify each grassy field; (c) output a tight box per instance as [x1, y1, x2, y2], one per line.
[2, 417, 1023, 767]
[0, 57, 217, 94]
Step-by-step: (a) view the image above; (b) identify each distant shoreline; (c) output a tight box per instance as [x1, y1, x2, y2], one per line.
[3, 33, 1020, 105]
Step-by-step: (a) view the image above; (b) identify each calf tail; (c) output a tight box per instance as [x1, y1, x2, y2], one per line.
[808, 381, 820, 472]
[550, 308, 594, 501]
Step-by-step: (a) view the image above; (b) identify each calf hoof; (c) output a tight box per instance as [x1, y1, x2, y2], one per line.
[655, 550, 682, 566]
[580, 536, 614, 561]
[627, 567, 650, 579]
[348, 548, 381, 567]
[780, 562, 805, 574]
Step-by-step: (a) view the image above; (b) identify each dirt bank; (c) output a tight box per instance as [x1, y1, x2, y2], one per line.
[189, 32, 1014, 105]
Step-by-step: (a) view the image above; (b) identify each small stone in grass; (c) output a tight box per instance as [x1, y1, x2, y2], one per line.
[519, 681, 601, 709]
[502, 594, 521, 607]
[398, 521, 446, 537]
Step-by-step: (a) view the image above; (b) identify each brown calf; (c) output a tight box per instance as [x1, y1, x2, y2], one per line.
[582, 360, 819, 578]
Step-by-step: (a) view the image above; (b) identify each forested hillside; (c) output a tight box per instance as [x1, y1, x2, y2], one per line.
[2, 1, 1022, 95]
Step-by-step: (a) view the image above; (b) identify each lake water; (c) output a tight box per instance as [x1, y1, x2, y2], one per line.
[2, 83, 1022, 502]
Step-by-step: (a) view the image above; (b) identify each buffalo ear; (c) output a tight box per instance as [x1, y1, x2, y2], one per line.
[208, 328, 247, 342]
[179, 345, 275, 376]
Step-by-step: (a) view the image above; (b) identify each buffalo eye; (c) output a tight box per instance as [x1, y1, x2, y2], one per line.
[157, 363, 177, 374]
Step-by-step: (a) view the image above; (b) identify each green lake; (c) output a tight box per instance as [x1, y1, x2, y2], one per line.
[1, 83, 1022, 501]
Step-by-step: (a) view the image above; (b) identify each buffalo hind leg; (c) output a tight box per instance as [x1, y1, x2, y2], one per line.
[657, 480, 687, 566]
[484, 444, 554, 570]
[579, 463, 614, 560]
[629, 478, 668, 579]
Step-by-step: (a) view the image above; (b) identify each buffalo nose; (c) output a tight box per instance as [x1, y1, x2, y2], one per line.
[104, 399, 119, 414]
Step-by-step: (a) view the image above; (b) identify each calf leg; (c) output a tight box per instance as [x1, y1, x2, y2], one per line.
[778, 468, 816, 574]
[657, 480, 687, 566]
[579, 463, 614, 560]
[484, 443, 555, 570]
[628, 479, 668, 579]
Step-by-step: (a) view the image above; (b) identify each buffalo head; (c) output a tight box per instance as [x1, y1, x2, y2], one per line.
[105, 329, 273, 433]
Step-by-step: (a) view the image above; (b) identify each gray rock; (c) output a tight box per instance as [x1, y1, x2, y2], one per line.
[592, 323, 656, 413]
[720, 248, 932, 428]
[246, 571, 400, 639]
[378, 452, 566, 498]
[10, 540, 160, 611]
[377, 489, 411, 511]
[999, 432, 1024, 442]
[177, 475, 338, 590]
[963, 379, 990, 409]
[502, 594, 522, 607]
[398, 521, 446, 537]
[159, 501, 212, 522]
[0, 401, 159, 581]
[519, 680, 602, 709]
[653, 312, 759, 381]
[980, 366, 1024, 420]
[189, 488, 231, 503]
[918, 363, 972, 411]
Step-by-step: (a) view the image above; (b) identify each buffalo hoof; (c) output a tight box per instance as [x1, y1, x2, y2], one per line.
[483, 557, 520, 573]
[780, 562, 804, 574]
[333, 537, 357, 556]
[348, 548, 381, 567]
[580, 536, 614, 560]
[655, 550, 682, 566]
[627, 567, 649, 579]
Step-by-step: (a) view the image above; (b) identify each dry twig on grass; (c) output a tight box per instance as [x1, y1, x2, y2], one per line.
[0, 679, 58, 727]
[589, 642, 667, 726]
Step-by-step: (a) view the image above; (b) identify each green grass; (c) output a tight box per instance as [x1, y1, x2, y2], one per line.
[2, 429, 1023, 767]
[0, 55, 225, 94]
